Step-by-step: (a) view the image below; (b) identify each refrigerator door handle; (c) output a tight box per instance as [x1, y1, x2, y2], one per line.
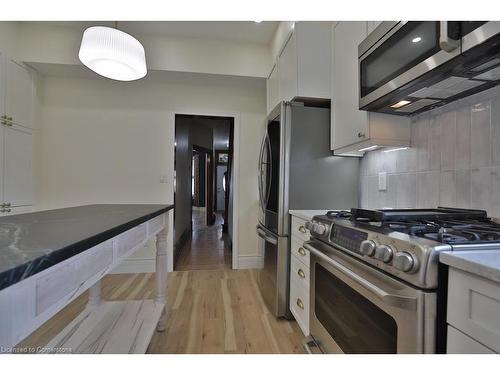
[257, 132, 267, 211]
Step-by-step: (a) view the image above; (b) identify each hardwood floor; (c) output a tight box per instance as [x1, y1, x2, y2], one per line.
[175, 209, 232, 271]
[18, 269, 305, 354]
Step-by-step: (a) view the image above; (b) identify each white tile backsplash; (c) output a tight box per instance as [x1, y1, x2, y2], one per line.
[359, 85, 500, 218]
[470, 102, 491, 168]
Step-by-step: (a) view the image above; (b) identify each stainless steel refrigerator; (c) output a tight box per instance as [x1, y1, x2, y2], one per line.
[256, 101, 359, 318]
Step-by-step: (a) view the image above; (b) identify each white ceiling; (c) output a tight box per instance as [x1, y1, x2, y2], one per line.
[34, 21, 279, 45]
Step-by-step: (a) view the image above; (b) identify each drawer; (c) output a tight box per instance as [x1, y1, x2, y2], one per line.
[291, 216, 310, 243]
[117, 223, 147, 257]
[291, 238, 309, 267]
[291, 253, 310, 288]
[447, 268, 500, 353]
[76, 241, 113, 283]
[290, 279, 309, 336]
[148, 214, 165, 235]
[36, 262, 78, 315]
[447, 325, 495, 354]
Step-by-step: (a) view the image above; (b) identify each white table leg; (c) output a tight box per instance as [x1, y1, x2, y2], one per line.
[87, 280, 102, 307]
[155, 227, 168, 332]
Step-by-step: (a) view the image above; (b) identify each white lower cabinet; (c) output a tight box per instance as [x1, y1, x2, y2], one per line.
[447, 326, 494, 354]
[446, 268, 500, 353]
[289, 215, 311, 336]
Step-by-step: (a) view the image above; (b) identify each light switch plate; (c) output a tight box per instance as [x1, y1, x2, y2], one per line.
[378, 172, 387, 191]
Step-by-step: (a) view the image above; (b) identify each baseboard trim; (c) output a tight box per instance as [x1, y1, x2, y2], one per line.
[237, 256, 263, 269]
[111, 258, 155, 274]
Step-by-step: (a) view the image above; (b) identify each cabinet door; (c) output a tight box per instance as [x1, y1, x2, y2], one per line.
[0, 54, 4, 205]
[5, 60, 34, 129]
[3, 124, 33, 207]
[267, 63, 280, 113]
[278, 32, 297, 102]
[331, 22, 369, 150]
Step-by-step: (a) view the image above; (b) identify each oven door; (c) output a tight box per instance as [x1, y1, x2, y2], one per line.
[304, 240, 435, 354]
[359, 21, 461, 110]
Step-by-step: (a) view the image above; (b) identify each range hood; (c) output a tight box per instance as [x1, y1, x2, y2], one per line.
[358, 21, 500, 116]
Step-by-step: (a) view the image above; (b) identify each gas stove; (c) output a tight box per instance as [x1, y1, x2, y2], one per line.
[305, 207, 500, 290]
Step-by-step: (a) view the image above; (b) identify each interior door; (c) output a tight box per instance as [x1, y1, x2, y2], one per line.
[3, 123, 33, 207]
[5, 60, 34, 129]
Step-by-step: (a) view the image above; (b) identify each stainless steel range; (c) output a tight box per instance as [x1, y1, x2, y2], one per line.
[303, 207, 500, 354]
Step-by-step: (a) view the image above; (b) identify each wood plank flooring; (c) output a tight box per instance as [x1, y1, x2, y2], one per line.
[18, 269, 305, 354]
[175, 210, 232, 271]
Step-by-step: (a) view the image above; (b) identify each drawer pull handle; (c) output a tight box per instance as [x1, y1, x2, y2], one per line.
[298, 225, 307, 233]
[298, 247, 307, 256]
[298, 269, 306, 279]
[296, 298, 304, 310]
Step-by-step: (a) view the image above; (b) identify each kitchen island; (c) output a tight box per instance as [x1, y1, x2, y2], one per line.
[0, 204, 173, 353]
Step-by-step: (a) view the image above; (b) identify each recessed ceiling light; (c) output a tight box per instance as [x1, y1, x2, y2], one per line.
[254, 20, 262, 23]
[79, 26, 147, 81]
[390, 100, 411, 108]
[412, 36, 422, 43]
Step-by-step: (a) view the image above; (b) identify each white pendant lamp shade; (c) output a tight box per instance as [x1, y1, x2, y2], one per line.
[78, 26, 147, 81]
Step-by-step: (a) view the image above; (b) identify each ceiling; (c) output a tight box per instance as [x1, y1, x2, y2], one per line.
[34, 21, 279, 45]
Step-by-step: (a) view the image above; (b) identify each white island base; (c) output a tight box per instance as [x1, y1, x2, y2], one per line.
[0, 211, 170, 354]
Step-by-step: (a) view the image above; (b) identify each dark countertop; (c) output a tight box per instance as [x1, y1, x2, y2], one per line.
[0, 204, 174, 291]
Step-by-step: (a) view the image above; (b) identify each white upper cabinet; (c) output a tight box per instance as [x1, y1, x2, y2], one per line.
[3, 124, 34, 208]
[267, 63, 280, 114]
[278, 31, 298, 104]
[266, 22, 331, 114]
[5, 59, 35, 129]
[0, 52, 36, 213]
[331, 21, 410, 156]
[331, 22, 370, 153]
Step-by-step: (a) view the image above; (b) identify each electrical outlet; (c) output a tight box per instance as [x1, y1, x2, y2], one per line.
[378, 172, 387, 191]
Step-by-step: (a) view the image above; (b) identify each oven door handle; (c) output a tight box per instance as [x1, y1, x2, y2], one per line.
[257, 226, 278, 245]
[304, 243, 417, 311]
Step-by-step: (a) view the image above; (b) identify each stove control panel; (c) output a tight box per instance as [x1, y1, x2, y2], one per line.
[330, 224, 420, 273]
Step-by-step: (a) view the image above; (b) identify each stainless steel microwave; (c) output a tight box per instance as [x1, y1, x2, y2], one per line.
[358, 21, 500, 116]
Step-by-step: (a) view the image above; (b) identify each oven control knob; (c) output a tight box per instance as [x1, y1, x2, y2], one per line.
[360, 240, 376, 257]
[314, 223, 327, 235]
[375, 245, 394, 263]
[393, 252, 416, 272]
[305, 221, 313, 230]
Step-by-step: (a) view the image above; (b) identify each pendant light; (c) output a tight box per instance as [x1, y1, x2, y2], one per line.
[78, 22, 147, 81]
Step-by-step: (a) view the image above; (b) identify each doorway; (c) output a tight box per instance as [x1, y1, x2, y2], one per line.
[173, 114, 234, 271]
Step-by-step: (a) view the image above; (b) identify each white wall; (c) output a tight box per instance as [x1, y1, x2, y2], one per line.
[0, 22, 18, 57]
[38, 74, 266, 271]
